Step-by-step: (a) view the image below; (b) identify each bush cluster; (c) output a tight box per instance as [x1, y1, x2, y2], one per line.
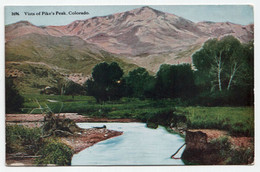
[209, 136, 254, 165]
[6, 125, 42, 154]
[6, 125, 73, 166]
[35, 140, 73, 166]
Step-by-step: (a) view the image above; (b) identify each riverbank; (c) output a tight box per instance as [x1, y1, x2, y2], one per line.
[6, 112, 254, 165]
[6, 127, 122, 166]
[6, 113, 140, 126]
[165, 124, 254, 165]
[61, 127, 123, 154]
[6, 113, 125, 166]
[180, 129, 254, 165]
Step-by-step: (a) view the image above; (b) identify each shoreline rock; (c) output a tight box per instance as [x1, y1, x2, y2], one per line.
[181, 129, 254, 165]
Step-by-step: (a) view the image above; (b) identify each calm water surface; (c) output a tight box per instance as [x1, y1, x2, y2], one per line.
[72, 122, 185, 165]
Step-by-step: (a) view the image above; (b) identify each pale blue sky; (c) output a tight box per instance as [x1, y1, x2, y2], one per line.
[5, 5, 254, 26]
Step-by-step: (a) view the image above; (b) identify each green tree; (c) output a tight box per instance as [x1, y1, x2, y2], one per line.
[192, 36, 246, 92]
[6, 78, 24, 113]
[193, 37, 254, 106]
[155, 64, 196, 99]
[155, 64, 173, 98]
[230, 40, 254, 105]
[125, 67, 154, 98]
[85, 62, 124, 102]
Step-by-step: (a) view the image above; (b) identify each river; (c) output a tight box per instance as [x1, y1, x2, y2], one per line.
[71, 122, 185, 165]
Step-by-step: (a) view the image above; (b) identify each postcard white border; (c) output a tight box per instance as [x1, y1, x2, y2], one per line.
[0, 0, 259, 172]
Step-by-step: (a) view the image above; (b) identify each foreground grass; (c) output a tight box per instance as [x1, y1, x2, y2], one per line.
[21, 94, 254, 136]
[6, 125, 73, 166]
[178, 107, 254, 137]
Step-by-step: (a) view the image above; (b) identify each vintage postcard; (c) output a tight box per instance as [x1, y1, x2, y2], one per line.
[4, 4, 254, 167]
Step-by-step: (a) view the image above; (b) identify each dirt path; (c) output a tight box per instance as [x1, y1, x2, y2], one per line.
[6, 113, 140, 127]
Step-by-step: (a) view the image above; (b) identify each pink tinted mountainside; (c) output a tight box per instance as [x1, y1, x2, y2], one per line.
[5, 6, 253, 74]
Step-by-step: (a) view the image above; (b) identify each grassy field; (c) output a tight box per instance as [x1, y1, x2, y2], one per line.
[21, 94, 254, 137]
[177, 107, 254, 136]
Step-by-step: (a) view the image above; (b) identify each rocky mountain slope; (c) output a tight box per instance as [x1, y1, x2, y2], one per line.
[6, 7, 253, 55]
[5, 6, 254, 92]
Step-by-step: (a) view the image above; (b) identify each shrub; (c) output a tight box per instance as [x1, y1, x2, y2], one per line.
[209, 136, 254, 165]
[227, 147, 254, 165]
[35, 140, 73, 166]
[64, 81, 85, 96]
[6, 125, 42, 154]
[142, 108, 177, 126]
[209, 136, 231, 153]
[6, 125, 73, 166]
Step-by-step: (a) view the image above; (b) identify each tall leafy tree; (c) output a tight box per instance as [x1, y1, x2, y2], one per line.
[125, 67, 154, 98]
[155, 64, 174, 98]
[193, 36, 246, 92]
[155, 64, 196, 99]
[231, 40, 254, 105]
[85, 62, 124, 102]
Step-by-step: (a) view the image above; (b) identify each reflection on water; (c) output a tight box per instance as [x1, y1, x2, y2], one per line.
[72, 122, 185, 165]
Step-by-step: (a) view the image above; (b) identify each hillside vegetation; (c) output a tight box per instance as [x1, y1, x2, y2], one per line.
[6, 34, 138, 93]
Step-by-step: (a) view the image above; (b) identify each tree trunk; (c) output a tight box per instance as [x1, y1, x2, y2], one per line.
[217, 55, 222, 91]
[227, 63, 237, 90]
[218, 68, 222, 91]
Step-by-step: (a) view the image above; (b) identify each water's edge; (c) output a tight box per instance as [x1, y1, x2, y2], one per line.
[72, 122, 185, 165]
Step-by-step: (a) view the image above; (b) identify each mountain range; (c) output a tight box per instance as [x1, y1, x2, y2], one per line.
[5, 6, 254, 93]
